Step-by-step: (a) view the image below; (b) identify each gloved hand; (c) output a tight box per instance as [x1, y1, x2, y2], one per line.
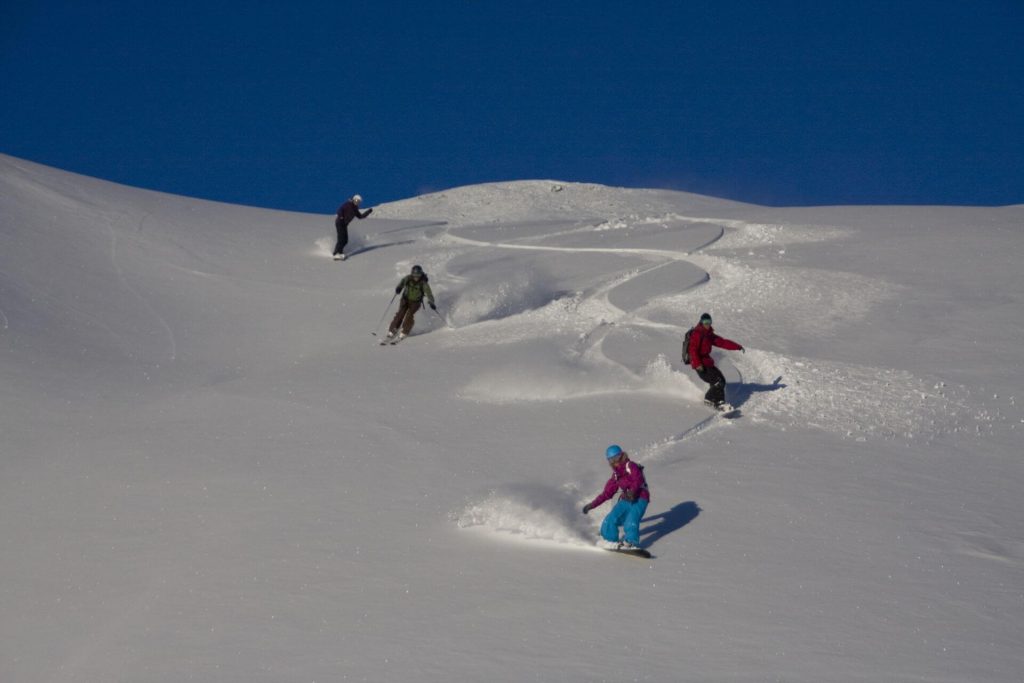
[621, 489, 637, 502]
[429, 302, 437, 311]
[582, 504, 592, 515]
[365, 207, 373, 215]
[740, 346, 745, 354]
[395, 285, 403, 295]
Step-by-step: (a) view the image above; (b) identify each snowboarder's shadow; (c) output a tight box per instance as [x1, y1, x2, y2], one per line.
[375, 221, 448, 236]
[640, 501, 701, 547]
[346, 239, 416, 258]
[729, 376, 787, 408]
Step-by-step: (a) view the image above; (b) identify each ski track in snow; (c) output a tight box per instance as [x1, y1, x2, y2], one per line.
[433, 212, 973, 439]
[399, 205, 986, 546]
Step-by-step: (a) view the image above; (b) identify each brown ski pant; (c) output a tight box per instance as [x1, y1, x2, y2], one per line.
[389, 299, 422, 336]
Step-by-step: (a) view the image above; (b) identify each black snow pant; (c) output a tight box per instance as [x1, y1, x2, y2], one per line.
[697, 366, 727, 406]
[333, 219, 350, 256]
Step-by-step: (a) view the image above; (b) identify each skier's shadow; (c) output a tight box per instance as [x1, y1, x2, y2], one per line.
[346, 239, 415, 257]
[640, 501, 702, 547]
[729, 375, 787, 408]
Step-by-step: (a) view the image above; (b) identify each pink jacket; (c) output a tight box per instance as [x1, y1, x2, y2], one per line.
[587, 459, 650, 508]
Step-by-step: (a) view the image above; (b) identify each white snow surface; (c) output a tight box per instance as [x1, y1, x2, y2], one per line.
[2, 154, 1023, 682]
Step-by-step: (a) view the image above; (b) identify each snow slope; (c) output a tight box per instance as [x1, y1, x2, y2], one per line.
[2, 153, 1022, 682]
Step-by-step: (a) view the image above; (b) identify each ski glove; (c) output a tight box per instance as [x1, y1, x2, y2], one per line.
[365, 207, 373, 215]
[582, 504, 592, 515]
[395, 285, 403, 294]
[428, 302, 437, 311]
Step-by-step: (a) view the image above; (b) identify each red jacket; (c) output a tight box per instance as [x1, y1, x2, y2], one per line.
[689, 324, 741, 370]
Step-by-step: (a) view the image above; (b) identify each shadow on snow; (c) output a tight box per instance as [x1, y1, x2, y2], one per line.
[346, 239, 416, 258]
[641, 500, 702, 547]
[729, 376, 787, 408]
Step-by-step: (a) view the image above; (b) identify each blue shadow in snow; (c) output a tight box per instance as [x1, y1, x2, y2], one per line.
[729, 375, 787, 408]
[346, 239, 416, 257]
[640, 501, 702, 547]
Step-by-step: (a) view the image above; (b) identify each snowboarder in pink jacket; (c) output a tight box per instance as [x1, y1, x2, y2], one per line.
[582, 445, 650, 549]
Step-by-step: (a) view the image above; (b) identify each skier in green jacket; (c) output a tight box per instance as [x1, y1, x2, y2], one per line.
[386, 265, 436, 340]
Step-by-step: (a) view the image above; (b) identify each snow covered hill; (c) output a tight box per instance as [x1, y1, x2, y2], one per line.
[2, 153, 1022, 682]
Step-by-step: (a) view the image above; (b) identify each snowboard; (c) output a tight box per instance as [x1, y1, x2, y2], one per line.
[606, 546, 653, 559]
[705, 400, 740, 419]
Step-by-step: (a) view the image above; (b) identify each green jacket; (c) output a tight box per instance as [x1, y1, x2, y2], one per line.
[398, 275, 435, 304]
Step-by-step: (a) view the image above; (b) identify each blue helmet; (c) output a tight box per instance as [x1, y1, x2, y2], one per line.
[605, 444, 623, 459]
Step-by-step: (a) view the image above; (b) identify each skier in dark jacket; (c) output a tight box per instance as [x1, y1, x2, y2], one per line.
[387, 265, 436, 340]
[687, 312, 744, 409]
[333, 194, 372, 260]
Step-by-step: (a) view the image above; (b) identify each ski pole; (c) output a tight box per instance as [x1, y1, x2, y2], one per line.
[371, 292, 399, 336]
[429, 303, 452, 329]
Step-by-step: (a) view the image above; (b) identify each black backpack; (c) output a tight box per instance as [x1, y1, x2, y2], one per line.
[681, 327, 695, 364]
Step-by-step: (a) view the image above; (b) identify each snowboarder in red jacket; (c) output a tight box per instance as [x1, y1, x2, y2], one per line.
[333, 194, 372, 260]
[687, 312, 744, 409]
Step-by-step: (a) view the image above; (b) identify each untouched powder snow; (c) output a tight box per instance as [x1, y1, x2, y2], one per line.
[2, 154, 1023, 682]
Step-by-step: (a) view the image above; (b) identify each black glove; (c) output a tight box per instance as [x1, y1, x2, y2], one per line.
[582, 504, 592, 515]
[429, 302, 437, 311]
[740, 346, 746, 354]
[395, 285, 403, 295]
[365, 207, 373, 215]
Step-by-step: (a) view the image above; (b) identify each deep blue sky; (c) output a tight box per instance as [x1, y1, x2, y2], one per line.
[2, 1, 1022, 211]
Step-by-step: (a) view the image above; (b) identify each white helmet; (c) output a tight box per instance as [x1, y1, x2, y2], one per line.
[352, 194, 362, 205]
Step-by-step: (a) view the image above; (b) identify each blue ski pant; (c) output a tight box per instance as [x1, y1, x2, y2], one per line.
[601, 498, 649, 545]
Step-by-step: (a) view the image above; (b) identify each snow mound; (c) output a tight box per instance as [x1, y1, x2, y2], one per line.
[739, 349, 979, 440]
[650, 256, 900, 348]
[447, 267, 569, 325]
[376, 180, 750, 227]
